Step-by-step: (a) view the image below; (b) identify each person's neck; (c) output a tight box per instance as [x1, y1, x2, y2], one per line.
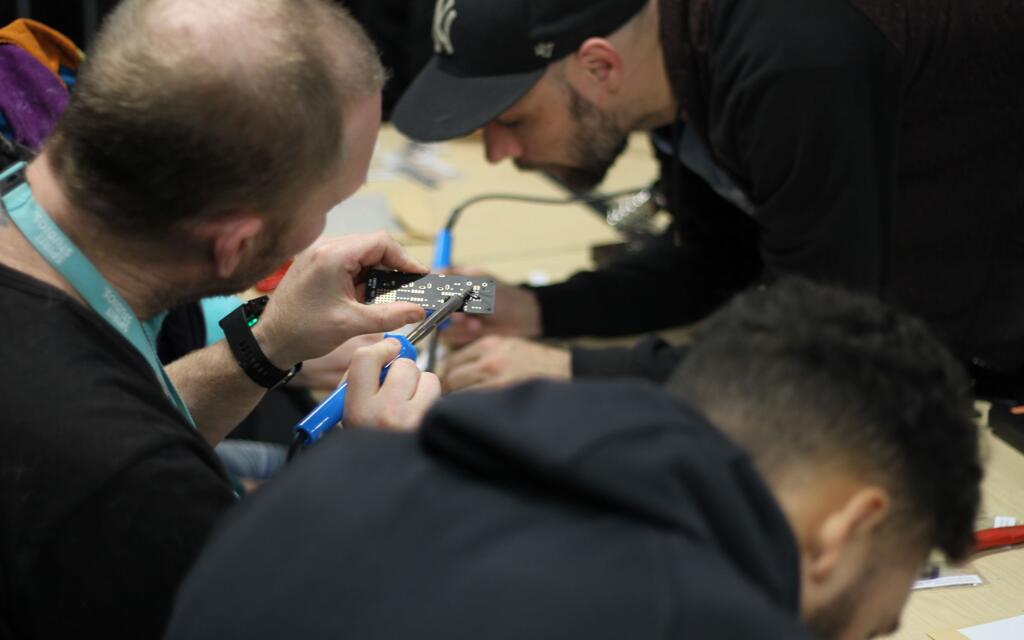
[0, 154, 173, 320]
[620, 4, 680, 130]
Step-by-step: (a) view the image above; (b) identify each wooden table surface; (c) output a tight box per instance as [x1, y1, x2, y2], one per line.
[362, 126, 654, 283]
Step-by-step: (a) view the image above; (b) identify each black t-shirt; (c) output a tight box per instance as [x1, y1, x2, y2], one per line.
[0, 263, 236, 639]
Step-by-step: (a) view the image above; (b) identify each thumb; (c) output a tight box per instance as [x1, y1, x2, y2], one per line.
[346, 338, 405, 399]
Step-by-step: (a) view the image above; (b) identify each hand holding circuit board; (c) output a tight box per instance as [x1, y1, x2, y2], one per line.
[291, 270, 496, 457]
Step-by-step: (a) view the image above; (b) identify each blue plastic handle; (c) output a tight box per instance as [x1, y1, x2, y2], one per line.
[293, 333, 418, 445]
[432, 228, 452, 271]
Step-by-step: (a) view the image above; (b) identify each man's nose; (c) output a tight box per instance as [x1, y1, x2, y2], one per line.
[482, 122, 524, 164]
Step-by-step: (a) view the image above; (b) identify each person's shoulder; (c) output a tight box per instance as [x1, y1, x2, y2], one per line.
[708, 0, 896, 70]
[0, 267, 226, 534]
[0, 356, 219, 500]
[0, 263, 165, 414]
[0, 282, 183, 450]
[0, 262, 151, 377]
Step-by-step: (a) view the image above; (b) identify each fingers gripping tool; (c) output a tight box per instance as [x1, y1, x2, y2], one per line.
[291, 289, 470, 449]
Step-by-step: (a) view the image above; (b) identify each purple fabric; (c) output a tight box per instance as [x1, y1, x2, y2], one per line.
[0, 43, 68, 149]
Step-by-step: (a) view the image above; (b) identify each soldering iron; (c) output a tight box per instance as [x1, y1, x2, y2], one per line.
[288, 288, 471, 459]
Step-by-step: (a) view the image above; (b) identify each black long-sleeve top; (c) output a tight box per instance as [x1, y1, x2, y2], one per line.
[531, 0, 1024, 381]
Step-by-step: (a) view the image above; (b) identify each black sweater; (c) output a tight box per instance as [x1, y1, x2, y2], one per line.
[534, 0, 1024, 380]
[166, 381, 812, 639]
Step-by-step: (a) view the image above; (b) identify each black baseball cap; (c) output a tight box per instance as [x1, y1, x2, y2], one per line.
[392, 0, 648, 142]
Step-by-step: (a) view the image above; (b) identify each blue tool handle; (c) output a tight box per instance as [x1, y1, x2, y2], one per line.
[293, 334, 417, 445]
[432, 228, 452, 271]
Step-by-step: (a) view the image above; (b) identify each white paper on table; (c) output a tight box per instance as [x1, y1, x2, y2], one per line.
[913, 574, 984, 590]
[322, 194, 401, 237]
[960, 614, 1024, 640]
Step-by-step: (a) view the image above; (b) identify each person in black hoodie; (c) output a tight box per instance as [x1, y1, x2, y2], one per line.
[164, 279, 982, 640]
[389, 0, 1024, 400]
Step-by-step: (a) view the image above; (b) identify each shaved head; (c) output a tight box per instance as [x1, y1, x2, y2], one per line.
[47, 0, 385, 238]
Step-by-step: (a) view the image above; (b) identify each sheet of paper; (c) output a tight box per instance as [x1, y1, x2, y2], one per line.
[322, 194, 401, 237]
[913, 574, 984, 590]
[960, 614, 1024, 640]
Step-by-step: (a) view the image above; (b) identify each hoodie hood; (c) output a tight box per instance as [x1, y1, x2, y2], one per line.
[420, 379, 802, 614]
[165, 379, 812, 640]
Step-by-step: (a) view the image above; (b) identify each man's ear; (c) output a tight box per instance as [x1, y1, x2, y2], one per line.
[194, 213, 264, 279]
[574, 38, 625, 96]
[807, 487, 892, 584]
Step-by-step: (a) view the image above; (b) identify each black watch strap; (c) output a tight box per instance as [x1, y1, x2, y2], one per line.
[219, 296, 302, 389]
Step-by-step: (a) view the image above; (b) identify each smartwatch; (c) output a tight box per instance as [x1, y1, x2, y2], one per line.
[219, 296, 302, 389]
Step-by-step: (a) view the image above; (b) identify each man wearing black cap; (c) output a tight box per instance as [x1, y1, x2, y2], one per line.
[391, 0, 1024, 395]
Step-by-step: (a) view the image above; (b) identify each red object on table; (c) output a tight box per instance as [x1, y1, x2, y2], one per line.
[256, 260, 293, 292]
[974, 525, 1024, 552]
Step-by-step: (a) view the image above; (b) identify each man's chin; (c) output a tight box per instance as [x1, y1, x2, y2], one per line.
[557, 169, 608, 193]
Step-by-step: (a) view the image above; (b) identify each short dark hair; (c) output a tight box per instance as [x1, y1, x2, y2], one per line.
[667, 278, 982, 562]
[46, 0, 385, 238]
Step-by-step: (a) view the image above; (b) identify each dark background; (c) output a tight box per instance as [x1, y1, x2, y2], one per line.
[1, 1, 114, 49]
[0, 0, 433, 117]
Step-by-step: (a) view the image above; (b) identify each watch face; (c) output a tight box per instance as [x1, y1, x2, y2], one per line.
[244, 296, 270, 325]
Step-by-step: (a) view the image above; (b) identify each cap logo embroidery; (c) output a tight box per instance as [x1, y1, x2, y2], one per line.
[433, 0, 457, 55]
[534, 42, 555, 59]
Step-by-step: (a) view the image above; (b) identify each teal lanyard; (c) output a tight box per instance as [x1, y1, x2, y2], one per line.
[1, 162, 196, 427]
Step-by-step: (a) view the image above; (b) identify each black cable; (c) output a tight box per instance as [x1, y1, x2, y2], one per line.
[422, 186, 650, 372]
[443, 186, 650, 230]
[542, 172, 614, 217]
[286, 431, 305, 462]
